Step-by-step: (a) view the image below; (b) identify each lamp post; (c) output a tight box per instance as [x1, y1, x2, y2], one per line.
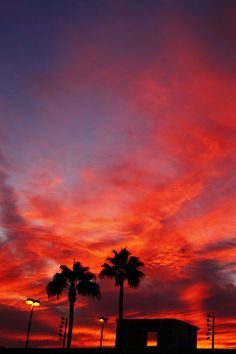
[99, 317, 108, 348]
[25, 298, 40, 348]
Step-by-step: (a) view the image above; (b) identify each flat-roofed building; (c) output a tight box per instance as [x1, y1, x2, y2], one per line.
[116, 318, 199, 350]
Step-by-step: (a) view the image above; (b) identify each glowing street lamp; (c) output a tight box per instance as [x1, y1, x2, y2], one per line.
[99, 317, 108, 348]
[25, 298, 40, 348]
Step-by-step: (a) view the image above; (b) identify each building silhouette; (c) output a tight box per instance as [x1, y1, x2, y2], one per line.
[116, 318, 199, 350]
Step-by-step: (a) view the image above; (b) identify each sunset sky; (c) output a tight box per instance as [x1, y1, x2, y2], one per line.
[0, 0, 236, 349]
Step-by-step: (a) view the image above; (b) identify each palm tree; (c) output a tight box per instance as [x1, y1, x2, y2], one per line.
[99, 248, 144, 348]
[46, 261, 101, 348]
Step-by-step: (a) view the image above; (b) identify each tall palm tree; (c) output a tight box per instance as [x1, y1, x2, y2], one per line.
[99, 248, 144, 348]
[46, 261, 101, 348]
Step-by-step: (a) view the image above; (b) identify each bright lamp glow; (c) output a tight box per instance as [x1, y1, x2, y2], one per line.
[99, 316, 107, 323]
[26, 298, 40, 306]
[26, 298, 34, 305]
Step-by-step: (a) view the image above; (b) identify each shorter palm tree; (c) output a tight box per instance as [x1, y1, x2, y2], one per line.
[99, 248, 144, 348]
[46, 261, 101, 348]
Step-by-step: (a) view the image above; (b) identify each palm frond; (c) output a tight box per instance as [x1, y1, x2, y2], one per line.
[106, 255, 117, 266]
[46, 273, 67, 299]
[127, 269, 145, 288]
[100, 248, 144, 288]
[80, 271, 95, 282]
[77, 280, 101, 298]
[127, 256, 144, 268]
[119, 247, 130, 263]
[99, 263, 117, 279]
[73, 262, 89, 279]
[60, 265, 73, 281]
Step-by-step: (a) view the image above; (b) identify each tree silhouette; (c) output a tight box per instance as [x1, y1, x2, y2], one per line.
[46, 261, 101, 348]
[99, 248, 144, 348]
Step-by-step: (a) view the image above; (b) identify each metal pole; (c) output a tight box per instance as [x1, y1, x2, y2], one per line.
[25, 305, 34, 348]
[212, 315, 215, 350]
[62, 318, 68, 349]
[100, 322, 104, 348]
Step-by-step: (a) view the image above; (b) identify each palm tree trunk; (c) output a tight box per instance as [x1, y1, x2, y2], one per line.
[117, 281, 124, 350]
[119, 280, 124, 321]
[67, 299, 75, 348]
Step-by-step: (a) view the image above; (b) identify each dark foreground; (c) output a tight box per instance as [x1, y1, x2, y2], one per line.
[0, 349, 236, 354]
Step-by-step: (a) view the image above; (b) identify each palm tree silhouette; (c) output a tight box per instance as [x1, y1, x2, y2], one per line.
[46, 261, 101, 348]
[99, 248, 144, 348]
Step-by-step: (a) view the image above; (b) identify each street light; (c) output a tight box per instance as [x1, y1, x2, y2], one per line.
[99, 317, 108, 348]
[25, 298, 40, 348]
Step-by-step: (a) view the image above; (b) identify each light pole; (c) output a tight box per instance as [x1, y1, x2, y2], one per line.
[25, 298, 40, 348]
[211, 315, 215, 349]
[99, 317, 108, 348]
[206, 313, 215, 349]
[58, 316, 68, 348]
